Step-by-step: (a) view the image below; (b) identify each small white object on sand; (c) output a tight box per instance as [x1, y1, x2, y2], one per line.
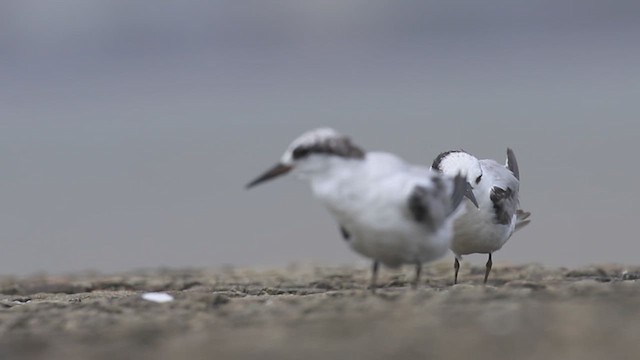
[141, 292, 174, 303]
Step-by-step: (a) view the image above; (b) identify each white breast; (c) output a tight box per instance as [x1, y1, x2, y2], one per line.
[450, 160, 519, 256]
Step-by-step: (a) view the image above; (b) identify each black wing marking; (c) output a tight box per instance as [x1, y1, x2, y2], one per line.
[408, 186, 432, 226]
[339, 226, 350, 241]
[408, 174, 465, 230]
[506, 148, 520, 180]
[490, 187, 518, 225]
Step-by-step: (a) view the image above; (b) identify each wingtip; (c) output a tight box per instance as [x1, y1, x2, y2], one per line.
[516, 209, 532, 220]
[506, 148, 520, 180]
[515, 209, 532, 231]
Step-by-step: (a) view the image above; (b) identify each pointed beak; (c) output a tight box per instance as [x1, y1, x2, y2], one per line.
[246, 163, 293, 189]
[464, 182, 479, 208]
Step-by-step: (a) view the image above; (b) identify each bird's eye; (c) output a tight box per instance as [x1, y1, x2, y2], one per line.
[475, 175, 482, 184]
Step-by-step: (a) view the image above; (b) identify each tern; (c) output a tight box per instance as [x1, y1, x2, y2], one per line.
[247, 128, 473, 291]
[432, 149, 531, 284]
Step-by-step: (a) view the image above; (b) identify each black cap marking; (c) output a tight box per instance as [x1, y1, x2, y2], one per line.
[292, 136, 365, 160]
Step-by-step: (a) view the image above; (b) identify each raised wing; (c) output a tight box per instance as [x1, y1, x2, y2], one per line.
[506, 148, 520, 180]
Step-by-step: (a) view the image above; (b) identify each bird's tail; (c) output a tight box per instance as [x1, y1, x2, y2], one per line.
[515, 209, 532, 232]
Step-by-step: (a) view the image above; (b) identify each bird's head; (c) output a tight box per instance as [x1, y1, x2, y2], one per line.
[432, 150, 481, 207]
[246, 128, 365, 189]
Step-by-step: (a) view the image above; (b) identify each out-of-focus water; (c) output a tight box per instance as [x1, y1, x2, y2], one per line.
[1, 1, 639, 274]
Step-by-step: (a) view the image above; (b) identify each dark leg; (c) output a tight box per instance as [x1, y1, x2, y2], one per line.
[454, 258, 460, 285]
[412, 262, 422, 289]
[484, 253, 493, 284]
[370, 260, 380, 293]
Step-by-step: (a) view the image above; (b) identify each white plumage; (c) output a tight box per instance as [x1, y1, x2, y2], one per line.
[432, 149, 531, 284]
[247, 128, 469, 290]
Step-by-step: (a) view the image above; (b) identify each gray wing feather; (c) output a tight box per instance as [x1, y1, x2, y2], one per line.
[506, 148, 520, 180]
[514, 209, 532, 232]
[490, 187, 519, 225]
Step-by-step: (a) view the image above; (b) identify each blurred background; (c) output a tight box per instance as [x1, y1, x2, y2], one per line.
[1, 1, 639, 275]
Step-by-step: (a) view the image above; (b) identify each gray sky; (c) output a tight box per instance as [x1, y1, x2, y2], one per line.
[1, 1, 639, 274]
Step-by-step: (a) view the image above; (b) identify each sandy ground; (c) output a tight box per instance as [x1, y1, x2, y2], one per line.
[1, 263, 639, 360]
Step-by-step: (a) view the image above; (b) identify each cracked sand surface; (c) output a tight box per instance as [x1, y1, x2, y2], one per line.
[1, 263, 639, 360]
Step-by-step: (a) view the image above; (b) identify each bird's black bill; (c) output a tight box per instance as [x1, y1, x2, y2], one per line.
[464, 182, 479, 208]
[246, 163, 292, 189]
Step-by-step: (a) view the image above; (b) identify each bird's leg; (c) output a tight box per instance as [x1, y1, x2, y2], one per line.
[369, 260, 380, 293]
[412, 262, 422, 289]
[454, 258, 460, 285]
[484, 253, 493, 284]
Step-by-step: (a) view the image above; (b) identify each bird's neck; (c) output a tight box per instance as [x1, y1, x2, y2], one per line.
[308, 160, 365, 211]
